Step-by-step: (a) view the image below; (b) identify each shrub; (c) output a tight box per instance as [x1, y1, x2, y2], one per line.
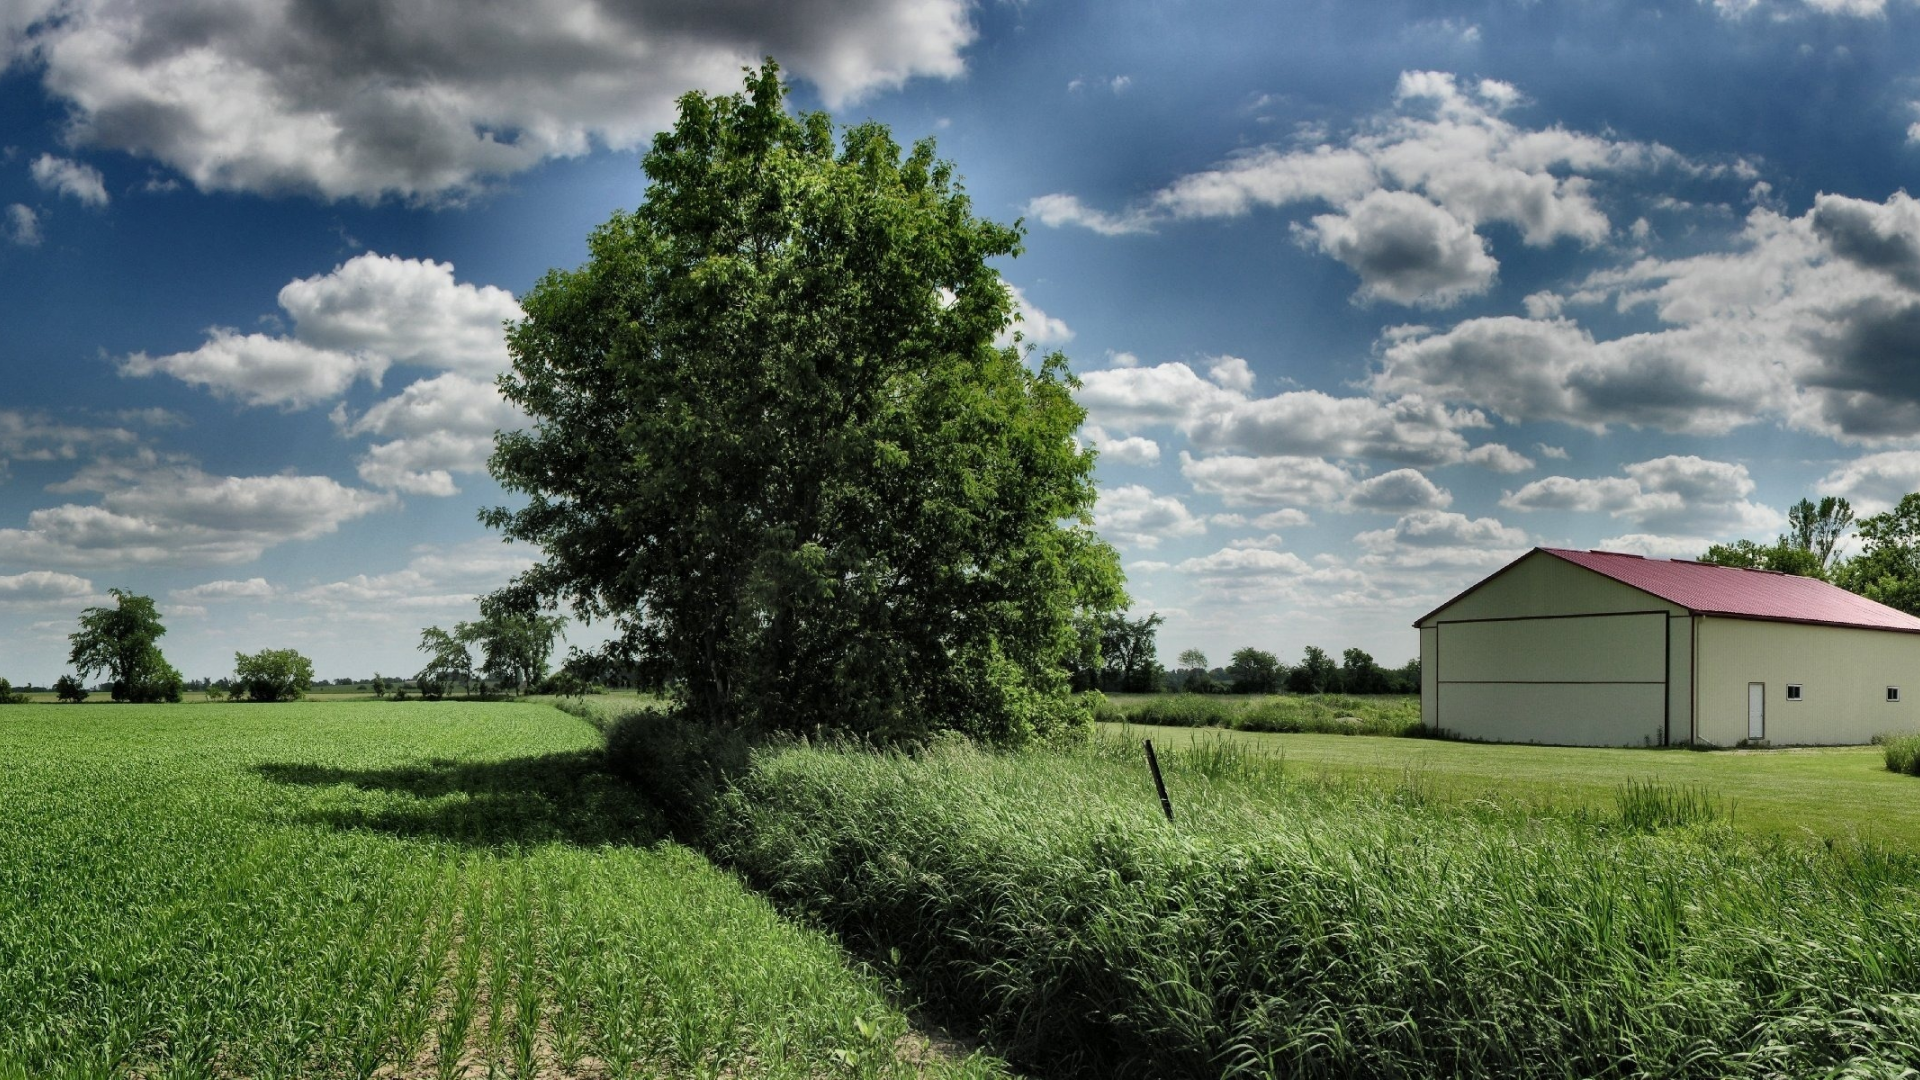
[233, 648, 315, 702]
[604, 707, 751, 837]
[0, 679, 27, 705]
[1884, 733, 1920, 775]
[53, 674, 88, 703]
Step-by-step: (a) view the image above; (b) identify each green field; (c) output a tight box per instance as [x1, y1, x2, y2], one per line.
[1105, 720, 1920, 848]
[0, 701, 1005, 1079]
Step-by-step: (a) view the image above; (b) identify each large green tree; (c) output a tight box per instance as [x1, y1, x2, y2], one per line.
[456, 602, 566, 696]
[482, 62, 1123, 741]
[1833, 494, 1920, 614]
[68, 589, 182, 703]
[232, 648, 315, 703]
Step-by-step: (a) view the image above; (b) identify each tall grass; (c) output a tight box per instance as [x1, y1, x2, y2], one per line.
[1106, 692, 1424, 737]
[1881, 732, 1920, 775]
[0, 703, 1006, 1078]
[705, 736, 1920, 1079]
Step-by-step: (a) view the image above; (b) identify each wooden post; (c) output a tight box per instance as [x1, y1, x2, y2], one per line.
[1143, 739, 1173, 823]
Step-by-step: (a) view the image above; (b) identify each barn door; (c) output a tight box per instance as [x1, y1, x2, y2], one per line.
[1748, 682, 1765, 741]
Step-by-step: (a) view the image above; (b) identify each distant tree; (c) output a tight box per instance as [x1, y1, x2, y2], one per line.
[1834, 494, 1920, 614]
[53, 674, 88, 703]
[204, 683, 227, 702]
[0, 679, 26, 705]
[1285, 646, 1338, 694]
[1788, 496, 1854, 569]
[1339, 647, 1391, 695]
[1171, 648, 1217, 693]
[370, 673, 388, 699]
[1176, 648, 1208, 670]
[479, 62, 1124, 742]
[233, 648, 315, 703]
[458, 602, 567, 696]
[1699, 538, 1825, 579]
[1226, 648, 1283, 695]
[1388, 658, 1421, 694]
[68, 589, 182, 703]
[416, 626, 475, 699]
[1097, 611, 1164, 693]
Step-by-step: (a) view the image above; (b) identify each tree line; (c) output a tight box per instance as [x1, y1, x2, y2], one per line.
[1070, 610, 1417, 695]
[1701, 494, 1920, 617]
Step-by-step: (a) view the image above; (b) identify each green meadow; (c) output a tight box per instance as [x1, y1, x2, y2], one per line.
[0, 701, 1005, 1079]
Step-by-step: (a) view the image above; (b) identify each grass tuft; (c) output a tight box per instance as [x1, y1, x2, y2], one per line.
[1882, 733, 1920, 775]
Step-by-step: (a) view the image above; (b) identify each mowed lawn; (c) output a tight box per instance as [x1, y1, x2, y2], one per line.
[0, 702, 1005, 1079]
[1105, 720, 1920, 849]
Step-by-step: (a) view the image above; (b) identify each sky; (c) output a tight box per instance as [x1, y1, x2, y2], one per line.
[6, 0, 1920, 684]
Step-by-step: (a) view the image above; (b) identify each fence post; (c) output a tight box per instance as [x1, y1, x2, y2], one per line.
[1143, 739, 1174, 823]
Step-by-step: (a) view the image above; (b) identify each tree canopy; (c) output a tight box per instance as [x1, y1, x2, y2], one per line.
[482, 62, 1122, 741]
[68, 589, 181, 703]
[1698, 495, 1852, 580]
[233, 648, 315, 703]
[1833, 494, 1920, 615]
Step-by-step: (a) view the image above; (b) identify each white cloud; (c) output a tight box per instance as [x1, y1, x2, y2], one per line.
[1595, 533, 1716, 559]
[1378, 193, 1920, 441]
[1095, 484, 1208, 548]
[29, 153, 108, 206]
[0, 459, 394, 568]
[0, 570, 96, 608]
[5, 203, 39, 246]
[1818, 450, 1920, 514]
[121, 254, 520, 409]
[999, 282, 1073, 348]
[1499, 455, 1782, 535]
[1083, 426, 1160, 467]
[1353, 509, 1530, 569]
[171, 578, 275, 602]
[1251, 508, 1313, 529]
[0, 410, 140, 478]
[1033, 70, 1689, 305]
[1180, 452, 1359, 508]
[292, 539, 537, 614]
[1080, 359, 1493, 468]
[122, 331, 388, 410]
[1536, 443, 1569, 460]
[1463, 442, 1533, 472]
[330, 371, 525, 496]
[1175, 546, 1315, 577]
[1299, 189, 1498, 307]
[1345, 468, 1452, 512]
[16, 0, 974, 202]
[1207, 355, 1256, 393]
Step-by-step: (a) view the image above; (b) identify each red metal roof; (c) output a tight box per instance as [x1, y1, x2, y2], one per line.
[1538, 547, 1920, 633]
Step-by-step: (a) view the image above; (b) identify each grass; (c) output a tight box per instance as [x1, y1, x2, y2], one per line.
[707, 734, 1920, 1079]
[1100, 692, 1423, 737]
[0, 702, 1006, 1079]
[1881, 732, 1920, 775]
[1105, 721, 1920, 850]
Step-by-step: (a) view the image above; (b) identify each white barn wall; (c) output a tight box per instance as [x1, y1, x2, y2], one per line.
[1695, 617, 1920, 746]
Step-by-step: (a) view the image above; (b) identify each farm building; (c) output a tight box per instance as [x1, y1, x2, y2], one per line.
[1416, 547, 1920, 747]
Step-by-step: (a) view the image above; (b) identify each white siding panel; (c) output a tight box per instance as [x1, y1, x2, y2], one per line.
[1438, 683, 1668, 747]
[1435, 612, 1667, 746]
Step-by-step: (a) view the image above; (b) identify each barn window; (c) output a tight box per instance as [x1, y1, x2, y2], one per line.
[1786, 684, 1803, 701]
[1890, 686, 1903, 703]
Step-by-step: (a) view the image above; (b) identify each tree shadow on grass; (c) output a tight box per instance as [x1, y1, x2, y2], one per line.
[255, 750, 665, 848]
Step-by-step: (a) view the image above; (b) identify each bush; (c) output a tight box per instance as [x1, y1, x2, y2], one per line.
[604, 707, 751, 837]
[1884, 733, 1920, 775]
[706, 739, 1920, 1079]
[233, 648, 315, 702]
[0, 679, 27, 705]
[54, 674, 88, 703]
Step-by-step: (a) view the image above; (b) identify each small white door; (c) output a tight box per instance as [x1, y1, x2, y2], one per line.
[1748, 682, 1765, 740]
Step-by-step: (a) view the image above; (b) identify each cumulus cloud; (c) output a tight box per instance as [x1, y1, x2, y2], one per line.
[171, 578, 275, 602]
[1345, 468, 1452, 512]
[0, 570, 97, 608]
[1000, 282, 1074, 348]
[30, 153, 108, 206]
[1095, 484, 1208, 548]
[0, 458, 393, 568]
[122, 253, 521, 409]
[292, 539, 537, 614]
[1818, 450, 1920, 513]
[1464, 442, 1533, 472]
[1298, 189, 1497, 307]
[1079, 359, 1497, 468]
[1500, 455, 1782, 535]
[0, 410, 140, 479]
[5, 203, 39, 246]
[1353, 509, 1530, 569]
[11, 0, 974, 202]
[1376, 193, 1920, 441]
[1180, 452, 1361, 508]
[1083, 426, 1160, 466]
[332, 372, 526, 495]
[1595, 533, 1717, 559]
[1175, 546, 1316, 577]
[1031, 70, 1690, 305]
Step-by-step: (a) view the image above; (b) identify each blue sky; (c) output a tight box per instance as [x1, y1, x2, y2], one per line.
[6, 0, 1920, 683]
